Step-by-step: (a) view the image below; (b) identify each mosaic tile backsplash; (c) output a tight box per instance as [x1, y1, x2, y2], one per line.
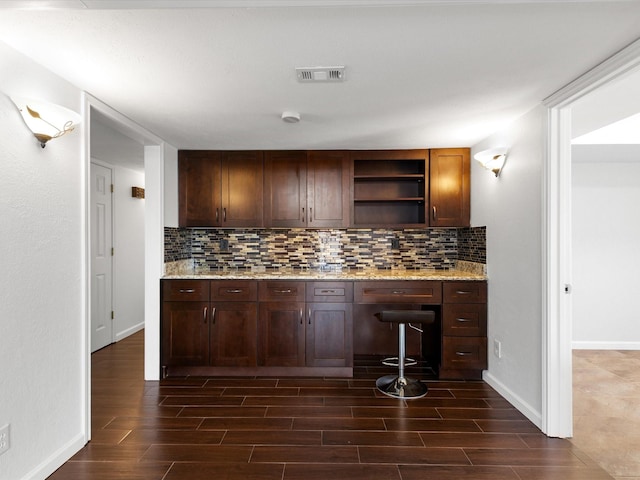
[165, 226, 487, 271]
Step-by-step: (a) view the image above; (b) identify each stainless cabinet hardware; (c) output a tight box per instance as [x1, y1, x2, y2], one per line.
[211, 307, 216, 324]
[391, 290, 405, 294]
[308, 308, 311, 324]
[274, 289, 293, 294]
[223, 208, 227, 222]
[456, 318, 473, 323]
[301, 207, 305, 222]
[216, 208, 219, 223]
[455, 290, 471, 295]
[320, 290, 336, 294]
[432, 206, 437, 220]
[179, 288, 195, 293]
[225, 289, 243, 293]
[203, 306, 208, 323]
[299, 309, 303, 324]
[455, 351, 473, 356]
[309, 207, 312, 222]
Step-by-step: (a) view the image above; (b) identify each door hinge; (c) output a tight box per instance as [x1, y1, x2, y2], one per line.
[564, 284, 572, 294]
[111, 247, 114, 256]
[111, 311, 114, 319]
[110, 184, 114, 193]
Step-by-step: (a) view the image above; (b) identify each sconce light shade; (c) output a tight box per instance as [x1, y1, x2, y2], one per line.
[474, 147, 508, 177]
[11, 96, 82, 148]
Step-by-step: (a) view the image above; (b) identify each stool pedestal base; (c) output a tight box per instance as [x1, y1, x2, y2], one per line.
[376, 374, 428, 399]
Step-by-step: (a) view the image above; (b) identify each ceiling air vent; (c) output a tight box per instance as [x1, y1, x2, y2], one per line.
[296, 66, 345, 83]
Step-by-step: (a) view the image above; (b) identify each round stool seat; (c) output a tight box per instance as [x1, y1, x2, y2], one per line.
[374, 310, 436, 400]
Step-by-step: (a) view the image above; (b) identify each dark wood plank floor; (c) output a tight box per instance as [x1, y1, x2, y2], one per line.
[48, 331, 613, 480]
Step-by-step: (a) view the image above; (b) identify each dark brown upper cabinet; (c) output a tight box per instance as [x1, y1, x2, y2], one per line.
[179, 150, 264, 227]
[429, 148, 470, 227]
[264, 150, 350, 228]
[351, 150, 429, 228]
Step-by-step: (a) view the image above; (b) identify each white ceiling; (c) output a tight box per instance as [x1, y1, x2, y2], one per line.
[1, 1, 640, 151]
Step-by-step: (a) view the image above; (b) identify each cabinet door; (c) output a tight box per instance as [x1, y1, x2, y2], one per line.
[258, 302, 305, 366]
[264, 151, 307, 227]
[307, 151, 350, 227]
[306, 303, 353, 367]
[220, 151, 264, 227]
[161, 301, 210, 366]
[178, 150, 222, 227]
[210, 302, 258, 367]
[429, 148, 470, 227]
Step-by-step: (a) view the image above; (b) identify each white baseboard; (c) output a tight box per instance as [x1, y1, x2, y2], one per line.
[115, 321, 144, 342]
[482, 371, 542, 431]
[572, 341, 640, 350]
[22, 432, 86, 480]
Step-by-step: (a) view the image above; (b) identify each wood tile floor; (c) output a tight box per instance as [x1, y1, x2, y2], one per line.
[571, 350, 640, 480]
[48, 331, 614, 479]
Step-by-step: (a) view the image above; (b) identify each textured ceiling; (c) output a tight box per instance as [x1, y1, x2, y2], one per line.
[1, 1, 640, 150]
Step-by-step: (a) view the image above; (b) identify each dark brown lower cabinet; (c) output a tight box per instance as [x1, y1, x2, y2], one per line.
[258, 302, 305, 367]
[162, 301, 210, 367]
[210, 302, 257, 367]
[306, 303, 353, 367]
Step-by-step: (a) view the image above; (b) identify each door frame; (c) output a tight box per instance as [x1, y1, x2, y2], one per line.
[541, 38, 640, 437]
[81, 92, 166, 442]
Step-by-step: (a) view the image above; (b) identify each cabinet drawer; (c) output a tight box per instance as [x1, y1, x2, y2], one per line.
[442, 337, 487, 369]
[306, 281, 353, 303]
[354, 281, 441, 304]
[210, 280, 258, 302]
[443, 281, 487, 303]
[259, 281, 306, 302]
[162, 280, 209, 301]
[442, 304, 487, 337]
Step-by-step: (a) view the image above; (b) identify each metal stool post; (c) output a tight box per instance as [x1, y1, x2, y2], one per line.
[374, 310, 435, 399]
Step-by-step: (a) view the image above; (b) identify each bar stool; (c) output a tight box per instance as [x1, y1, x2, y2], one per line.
[374, 310, 436, 399]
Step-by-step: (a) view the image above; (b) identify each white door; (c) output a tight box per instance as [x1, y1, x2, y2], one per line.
[91, 162, 114, 352]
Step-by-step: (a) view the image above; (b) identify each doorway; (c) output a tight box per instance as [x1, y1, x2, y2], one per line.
[542, 39, 640, 437]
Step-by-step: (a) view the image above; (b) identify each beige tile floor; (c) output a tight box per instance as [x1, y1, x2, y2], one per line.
[571, 350, 640, 480]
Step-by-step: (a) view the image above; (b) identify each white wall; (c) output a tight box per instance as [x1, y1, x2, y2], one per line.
[113, 164, 145, 341]
[164, 147, 178, 228]
[471, 105, 546, 427]
[0, 41, 86, 479]
[572, 156, 640, 349]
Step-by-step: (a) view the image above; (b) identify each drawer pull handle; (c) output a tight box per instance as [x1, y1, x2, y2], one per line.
[455, 351, 473, 356]
[301, 207, 305, 222]
[432, 205, 437, 220]
[223, 208, 227, 222]
[391, 290, 406, 295]
[274, 289, 293, 294]
[226, 289, 243, 294]
[308, 308, 311, 325]
[179, 288, 196, 293]
[211, 307, 216, 324]
[456, 290, 472, 295]
[320, 290, 336, 294]
[203, 306, 208, 323]
[456, 318, 473, 323]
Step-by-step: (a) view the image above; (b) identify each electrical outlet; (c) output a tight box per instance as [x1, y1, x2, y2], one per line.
[219, 239, 229, 251]
[0, 424, 10, 456]
[493, 339, 502, 359]
[391, 238, 400, 249]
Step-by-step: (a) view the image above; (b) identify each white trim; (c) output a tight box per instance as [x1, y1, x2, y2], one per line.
[81, 92, 167, 444]
[540, 36, 640, 438]
[483, 371, 542, 429]
[21, 433, 86, 480]
[573, 341, 640, 350]
[115, 321, 145, 342]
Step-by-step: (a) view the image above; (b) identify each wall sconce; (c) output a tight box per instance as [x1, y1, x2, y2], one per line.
[474, 147, 508, 177]
[132, 186, 145, 199]
[11, 96, 82, 148]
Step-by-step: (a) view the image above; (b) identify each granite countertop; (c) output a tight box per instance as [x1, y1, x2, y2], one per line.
[163, 268, 486, 281]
